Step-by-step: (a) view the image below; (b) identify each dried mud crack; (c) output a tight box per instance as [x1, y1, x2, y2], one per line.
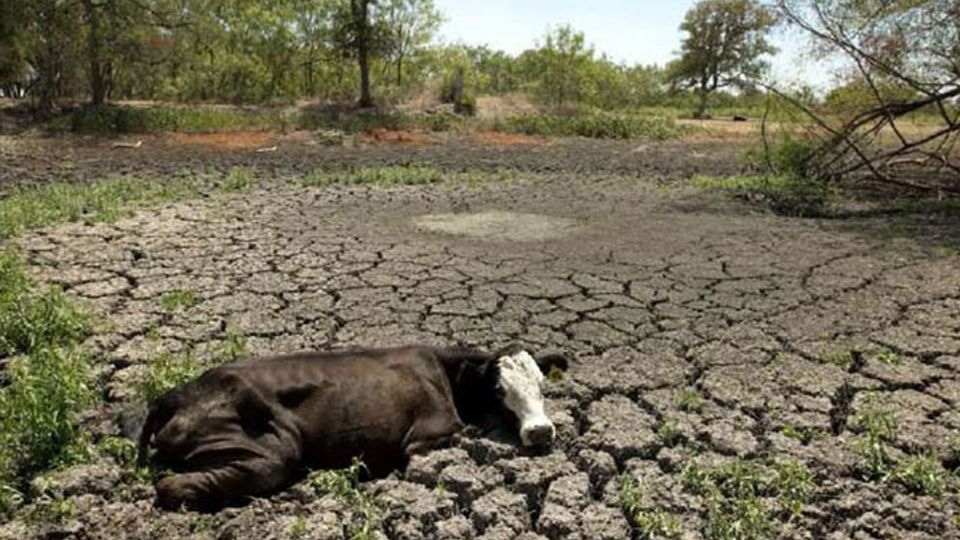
[2, 173, 959, 540]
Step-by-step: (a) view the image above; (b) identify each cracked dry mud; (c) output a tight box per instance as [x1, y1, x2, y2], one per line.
[3, 168, 960, 539]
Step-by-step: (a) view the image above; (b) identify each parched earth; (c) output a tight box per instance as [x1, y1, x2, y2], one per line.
[2, 135, 960, 539]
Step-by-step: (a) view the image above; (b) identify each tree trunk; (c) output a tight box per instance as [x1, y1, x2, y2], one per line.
[82, 0, 107, 106]
[696, 81, 708, 119]
[396, 52, 403, 87]
[355, 0, 373, 108]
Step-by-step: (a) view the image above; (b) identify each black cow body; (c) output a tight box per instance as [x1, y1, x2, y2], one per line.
[138, 344, 566, 510]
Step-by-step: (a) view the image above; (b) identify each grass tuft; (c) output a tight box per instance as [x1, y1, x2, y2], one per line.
[0, 177, 203, 239]
[158, 290, 199, 311]
[851, 394, 898, 478]
[140, 351, 202, 404]
[618, 474, 682, 539]
[309, 458, 381, 540]
[692, 174, 831, 217]
[677, 387, 704, 413]
[887, 453, 948, 498]
[680, 458, 816, 539]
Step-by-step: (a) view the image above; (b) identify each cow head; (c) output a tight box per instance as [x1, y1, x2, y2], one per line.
[494, 346, 569, 447]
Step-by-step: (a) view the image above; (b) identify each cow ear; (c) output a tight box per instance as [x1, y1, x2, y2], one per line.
[536, 353, 570, 376]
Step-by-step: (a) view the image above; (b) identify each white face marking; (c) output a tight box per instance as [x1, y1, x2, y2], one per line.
[497, 350, 555, 446]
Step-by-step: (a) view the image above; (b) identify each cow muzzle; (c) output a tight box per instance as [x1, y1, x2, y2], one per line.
[520, 419, 556, 447]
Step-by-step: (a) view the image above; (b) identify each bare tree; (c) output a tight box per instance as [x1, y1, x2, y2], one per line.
[772, 0, 960, 193]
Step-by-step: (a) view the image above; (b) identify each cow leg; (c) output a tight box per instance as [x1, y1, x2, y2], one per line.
[156, 454, 295, 510]
[402, 411, 463, 458]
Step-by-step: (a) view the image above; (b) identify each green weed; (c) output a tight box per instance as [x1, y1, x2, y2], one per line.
[289, 515, 309, 538]
[140, 351, 202, 403]
[217, 326, 248, 364]
[0, 252, 95, 514]
[851, 395, 898, 478]
[658, 419, 682, 448]
[773, 459, 814, 520]
[158, 290, 199, 311]
[95, 436, 138, 468]
[220, 167, 256, 192]
[618, 474, 682, 539]
[820, 348, 855, 369]
[677, 387, 704, 413]
[0, 347, 94, 514]
[872, 349, 902, 366]
[507, 111, 684, 140]
[680, 459, 815, 539]
[781, 424, 824, 444]
[0, 177, 202, 239]
[887, 453, 948, 498]
[309, 458, 381, 540]
[691, 174, 831, 218]
[0, 252, 90, 356]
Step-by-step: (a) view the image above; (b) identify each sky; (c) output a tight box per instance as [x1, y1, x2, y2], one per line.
[433, 0, 835, 89]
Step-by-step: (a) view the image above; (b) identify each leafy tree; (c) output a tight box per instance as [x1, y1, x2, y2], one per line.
[524, 25, 594, 109]
[667, 0, 778, 118]
[332, 0, 390, 107]
[381, 0, 441, 87]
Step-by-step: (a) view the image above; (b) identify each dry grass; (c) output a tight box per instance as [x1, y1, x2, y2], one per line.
[171, 131, 277, 150]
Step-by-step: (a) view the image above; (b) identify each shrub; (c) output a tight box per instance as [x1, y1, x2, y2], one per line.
[0, 252, 90, 357]
[0, 347, 94, 514]
[692, 174, 832, 217]
[63, 105, 289, 134]
[507, 111, 684, 140]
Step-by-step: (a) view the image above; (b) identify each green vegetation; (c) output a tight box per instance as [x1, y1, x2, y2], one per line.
[220, 167, 257, 193]
[59, 105, 296, 134]
[0, 176, 203, 239]
[781, 424, 825, 445]
[158, 290, 199, 311]
[618, 475, 682, 539]
[309, 458, 381, 540]
[139, 351, 202, 403]
[677, 387, 704, 413]
[657, 419, 682, 448]
[0, 252, 94, 514]
[888, 453, 949, 498]
[666, 0, 777, 118]
[819, 348, 855, 369]
[692, 174, 832, 217]
[289, 515, 309, 538]
[218, 325, 249, 364]
[872, 349, 903, 366]
[140, 326, 247, 403]
[680, 458, 815, 539]
[546, 365, 565, 383]
[507, 111, 684, 140]
[850, 395, 898, 478]
[95, 436, 138, 468]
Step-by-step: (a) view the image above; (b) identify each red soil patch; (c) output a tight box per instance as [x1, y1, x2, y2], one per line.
[359, 128, 439, 145]
[171, 131, 276, 150]
[469, 131, 548, 147]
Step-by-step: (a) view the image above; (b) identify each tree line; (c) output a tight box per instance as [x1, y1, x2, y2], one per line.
[0, 0, 785, 116]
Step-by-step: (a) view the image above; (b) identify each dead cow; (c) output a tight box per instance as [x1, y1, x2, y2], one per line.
[138, 344, 569, 510]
